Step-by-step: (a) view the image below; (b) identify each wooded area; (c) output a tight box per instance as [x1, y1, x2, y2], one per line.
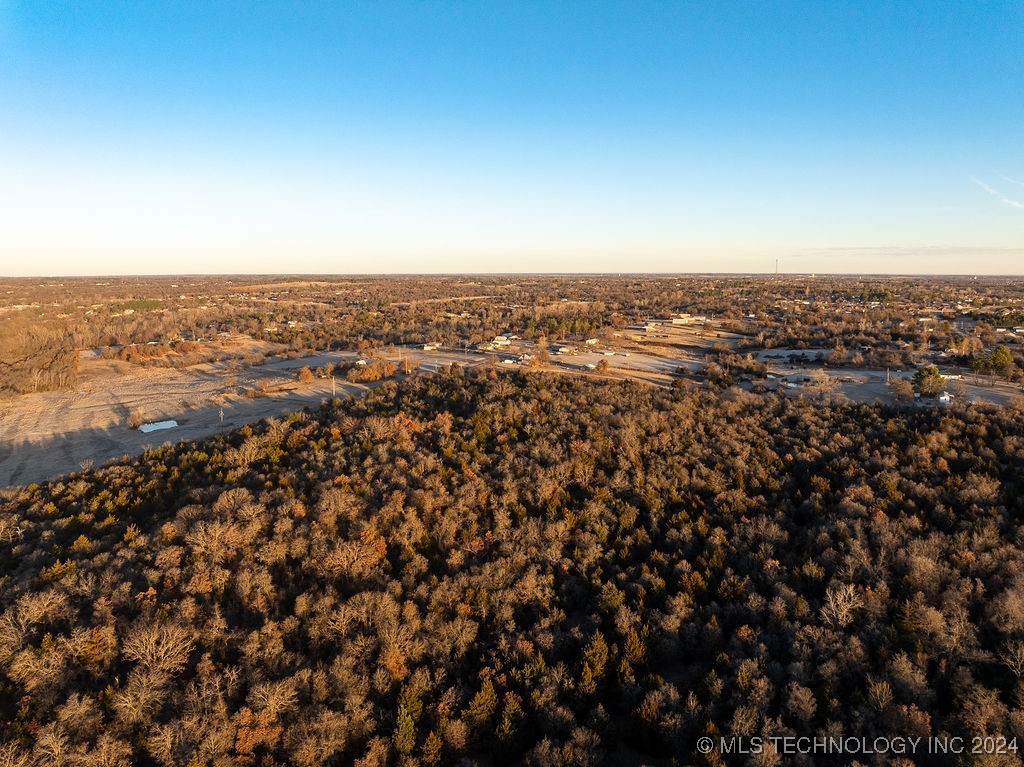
[2, 370, 1024, 765]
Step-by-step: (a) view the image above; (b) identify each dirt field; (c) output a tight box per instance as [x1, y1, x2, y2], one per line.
[3, 342, 1019, 488]
[0, 344, 694, 487]
[0, 351, 372, 488]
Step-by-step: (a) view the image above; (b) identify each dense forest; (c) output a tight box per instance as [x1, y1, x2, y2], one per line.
[2, 370, 1024, 765]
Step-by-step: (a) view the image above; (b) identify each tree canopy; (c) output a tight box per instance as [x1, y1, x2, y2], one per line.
[2, 371, 1024, 765]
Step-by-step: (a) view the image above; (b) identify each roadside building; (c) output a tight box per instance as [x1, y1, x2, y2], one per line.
[671, 314, 708, 325]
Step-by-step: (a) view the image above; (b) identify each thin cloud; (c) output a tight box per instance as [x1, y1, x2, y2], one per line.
[972, 176, 1024, 209]
[999, 174, 1024, 188]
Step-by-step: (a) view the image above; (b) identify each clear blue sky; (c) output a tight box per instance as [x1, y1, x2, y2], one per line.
[2, 1, 1023, 275]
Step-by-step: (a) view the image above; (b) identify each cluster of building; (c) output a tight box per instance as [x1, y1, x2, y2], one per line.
[626, 313, 710, 333]
[475, 334, 522, 352]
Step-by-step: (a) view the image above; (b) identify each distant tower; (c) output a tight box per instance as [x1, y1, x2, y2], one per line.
[774, 256, 780, 276]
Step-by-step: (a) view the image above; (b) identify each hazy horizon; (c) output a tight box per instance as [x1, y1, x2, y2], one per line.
[2, 2, 1023, 275]
[5, 268, 1024, 279]
[6, 266, 1024, 279]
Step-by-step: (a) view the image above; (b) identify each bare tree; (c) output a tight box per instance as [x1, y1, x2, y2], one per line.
[820, 584, 862, 628]
[85, 735, 131, 767]
[112, 669, 167, 726]
[32, 723, 70, 767]
[0, 743, 32, 767]
[122, 623, 195, 676]
[999, 640, 1024, 678]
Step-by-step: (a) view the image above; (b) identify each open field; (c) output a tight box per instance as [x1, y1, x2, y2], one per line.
[3, 331, 1020, 487]
[0, 350, 366, 487]
[0, 343, 683, 486]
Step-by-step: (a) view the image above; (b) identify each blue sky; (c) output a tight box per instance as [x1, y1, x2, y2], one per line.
[1, 1, 1023, 275]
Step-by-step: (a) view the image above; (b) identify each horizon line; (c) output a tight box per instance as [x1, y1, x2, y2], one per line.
[3, 271, 1024, 280]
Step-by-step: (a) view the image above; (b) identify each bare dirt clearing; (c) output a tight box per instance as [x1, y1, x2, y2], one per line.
[2, 341, 1018, 488]
[0, 345, 687, 487]
[0, 351, 370, 487]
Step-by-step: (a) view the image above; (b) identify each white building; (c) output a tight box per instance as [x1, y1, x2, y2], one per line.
[671, 314, 708, 325]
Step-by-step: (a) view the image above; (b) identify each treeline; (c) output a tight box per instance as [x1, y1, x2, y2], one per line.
[297, 358, 399, 384]
[0, 318, 80, 395]
[3, 348, 1024, 766]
